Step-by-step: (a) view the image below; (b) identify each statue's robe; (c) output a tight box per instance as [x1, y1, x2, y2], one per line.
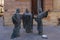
[35, 11, 48, 35]
[22, 13, 33, 33]
[11, 13, 21, 39]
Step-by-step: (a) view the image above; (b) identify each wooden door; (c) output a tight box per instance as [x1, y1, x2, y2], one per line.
[31, 0, 37, 15]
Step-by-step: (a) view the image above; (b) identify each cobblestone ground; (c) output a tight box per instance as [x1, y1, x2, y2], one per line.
[0, 17, 60, 40]
[0, 25, 60, 40]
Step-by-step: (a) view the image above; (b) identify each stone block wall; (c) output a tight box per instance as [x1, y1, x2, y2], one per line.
[43, 11, 60, 26]
[43, 0, 53, 11]
[4, 0, 31, 26]
[4, 0, 60, 26]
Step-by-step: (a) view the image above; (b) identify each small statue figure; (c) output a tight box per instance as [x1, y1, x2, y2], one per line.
[35, 9, 48, 35]
[22, 9, 33, 33]
[11, 8, 22, 39]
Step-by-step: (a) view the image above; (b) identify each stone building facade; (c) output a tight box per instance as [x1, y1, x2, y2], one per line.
[4, 0, 60, 26]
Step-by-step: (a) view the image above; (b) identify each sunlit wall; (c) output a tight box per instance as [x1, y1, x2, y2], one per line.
[0, 0, 4, 13]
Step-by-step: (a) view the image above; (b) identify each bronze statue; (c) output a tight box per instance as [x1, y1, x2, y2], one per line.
[22, 9, 33, 33]
[11, 8, 22, 39]
[35, 9, 48, 35]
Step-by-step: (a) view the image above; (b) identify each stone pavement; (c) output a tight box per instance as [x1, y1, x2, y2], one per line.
[0, 25, 60, 40]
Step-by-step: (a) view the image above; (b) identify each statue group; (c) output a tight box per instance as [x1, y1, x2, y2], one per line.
[11, 8, 48, 39]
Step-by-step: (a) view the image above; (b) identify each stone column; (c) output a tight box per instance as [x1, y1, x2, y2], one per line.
[37, 0, 42, 14]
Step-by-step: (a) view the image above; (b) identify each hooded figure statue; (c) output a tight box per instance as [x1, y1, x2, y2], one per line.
[11, 8, 21, 39]
[22, 9, 33, 33]
[35, 8, 48, 35]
